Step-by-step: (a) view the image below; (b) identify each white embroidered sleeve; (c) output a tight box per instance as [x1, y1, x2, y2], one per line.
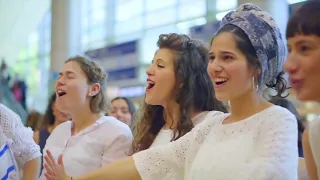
[229, 110, 299, 180]
[132, 111, 225, 180]
[0, 104, 41, 165]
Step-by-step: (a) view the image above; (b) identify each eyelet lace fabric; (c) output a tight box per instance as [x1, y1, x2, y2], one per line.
[133, 107, 298, 180]
[0, 104, 41, 166]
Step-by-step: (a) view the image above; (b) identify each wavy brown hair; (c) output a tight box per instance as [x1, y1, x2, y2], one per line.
[132, 33, 227, 153]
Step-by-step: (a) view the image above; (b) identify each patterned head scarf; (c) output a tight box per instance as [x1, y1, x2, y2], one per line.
[219, 3, 286, 86]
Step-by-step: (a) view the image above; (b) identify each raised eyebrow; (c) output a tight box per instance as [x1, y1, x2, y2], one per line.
[220, 51, 235, 56]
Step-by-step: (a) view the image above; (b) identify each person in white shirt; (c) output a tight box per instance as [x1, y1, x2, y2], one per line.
[284, 1, 320, 179]
[131, 33, 227, 153]
[44, 3, 298, 180]
[0, 103, 41, 180]
[39, 56, 133, 179]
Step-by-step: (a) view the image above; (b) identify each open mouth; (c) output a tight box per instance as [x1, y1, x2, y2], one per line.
[57, 90, 67, 97]
[214, 78, 228, 86]
[146, 79, 155, 91]
[146, 83, 155, 90]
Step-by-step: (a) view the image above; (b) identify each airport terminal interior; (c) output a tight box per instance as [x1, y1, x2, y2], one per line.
[0, 0, 317, 125]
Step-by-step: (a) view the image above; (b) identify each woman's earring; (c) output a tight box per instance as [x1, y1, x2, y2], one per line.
[252, 77, 259, 92]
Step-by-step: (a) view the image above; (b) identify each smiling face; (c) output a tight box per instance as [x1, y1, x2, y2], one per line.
[207, 32, 257, 101]
[284, 35, 320, 101]
[55, 61, 94, 113]
[110, 98, 133, 125]
[145, 48, 177, 106]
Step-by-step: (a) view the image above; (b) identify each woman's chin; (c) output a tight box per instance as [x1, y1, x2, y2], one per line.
[215, 94, 228, 102]
[145, 97, 159, 106]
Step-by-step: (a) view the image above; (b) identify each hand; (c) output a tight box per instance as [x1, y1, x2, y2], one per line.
[44, 150, 71, 180]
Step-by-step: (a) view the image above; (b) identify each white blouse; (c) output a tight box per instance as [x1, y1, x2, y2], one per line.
[39, 116, 133, 179]
[133, 106, 298, 180]
[0, 104, 41, 179]
[150, 111, 210, 148]
[308, 117, 320, 177]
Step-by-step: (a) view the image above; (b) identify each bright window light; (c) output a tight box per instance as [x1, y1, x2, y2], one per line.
[216, 11, 230, 21]
[287, 0, 306, 4]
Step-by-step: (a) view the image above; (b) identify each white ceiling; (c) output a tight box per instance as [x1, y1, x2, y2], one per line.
[0, 0, 50, 66]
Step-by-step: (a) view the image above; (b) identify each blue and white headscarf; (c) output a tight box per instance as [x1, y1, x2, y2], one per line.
[220, 3, 286, 86]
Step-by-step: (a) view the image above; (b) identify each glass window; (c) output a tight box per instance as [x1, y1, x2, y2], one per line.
[82, 0, 92, 12]
[178, 1, 206, 21]
[287, 0, 306, 4]
[14, 10, 52, 112]
[114, 32, 143, 44]
[44, 42, 51, 54]
[18, 48, 28, 60]
[87, 27, 107, 44]
[216, 0, 237, 12]
[216, 10, 230, 21]
[82, 15, 90, 31]
[115, 16, 143, 36]
[140, 25, 177, 64]
[29, 44, 39, 58]
[91, 8, 106, 27]
[179, 0, 198, 3]
[145, 0, 177, 12]
[81, 33, 90, 47]
[92, 0, 106, 10]
[28, 32, 39, 45]
[87, 40, 108, 51]
[44, 28, 51, 41]
[115, 0, 143, 22]
[12, 61, 27, 76]
[176, 17, 207, 35]
[145, 7, 176, 28]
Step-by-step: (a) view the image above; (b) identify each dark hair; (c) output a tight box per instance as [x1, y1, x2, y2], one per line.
[26, 111, 43, 131]
[286, 1, 320, 39]
[213, 24, 288, 98]
[66, 56, 108, 113]
[42, 93, 57, 128]
[132, 33, 228, 153]
[111, 96, 136, 118]
[269, 97, 305, 143]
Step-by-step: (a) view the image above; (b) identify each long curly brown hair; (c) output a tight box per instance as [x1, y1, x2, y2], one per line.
[132, 33, 227, 153]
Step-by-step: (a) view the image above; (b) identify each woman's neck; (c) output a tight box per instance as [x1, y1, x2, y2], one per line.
[162, 102, 201, 130]
[69, 107, 102, 135]
[228, 90, 272, 122]
[163, 102, 180, 129]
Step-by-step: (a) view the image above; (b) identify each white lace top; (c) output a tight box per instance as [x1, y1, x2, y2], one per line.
[133, 106, 298, 180]
[0, 104, 41, 166]
[150, 111, 210, 148]
[39, 116, 133, 179]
